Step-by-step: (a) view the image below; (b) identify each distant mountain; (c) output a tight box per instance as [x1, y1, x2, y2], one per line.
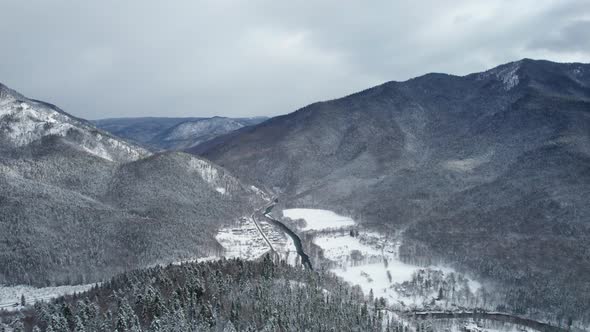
[93, 116, 268, 151]
[194, 59, 590, 320]
[0, 83, 265, 286]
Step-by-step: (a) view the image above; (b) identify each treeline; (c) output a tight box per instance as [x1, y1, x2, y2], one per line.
[2, 257, 403, 332]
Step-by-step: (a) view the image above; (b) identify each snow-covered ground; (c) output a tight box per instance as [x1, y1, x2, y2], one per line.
[0, 283, 96, 312]
[313, 231, 430, 307]
[215, 218, 272, 260]
[214, 216, 300, 266]
[282, 208, 355, 231]
[283, 208, 483, 310]
[431, 319, 538, 332]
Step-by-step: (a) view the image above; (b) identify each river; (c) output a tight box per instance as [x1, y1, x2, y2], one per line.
[261, 204, 313, 270]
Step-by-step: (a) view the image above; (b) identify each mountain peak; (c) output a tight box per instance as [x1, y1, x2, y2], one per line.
[0, 82, 25, 106]
[0, 81, 149, 162]
[479, 60, 522, 90]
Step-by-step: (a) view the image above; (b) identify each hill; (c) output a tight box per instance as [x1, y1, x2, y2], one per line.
[0, 83, 265, 286]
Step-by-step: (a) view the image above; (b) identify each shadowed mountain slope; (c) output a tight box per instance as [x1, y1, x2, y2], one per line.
[194, 59, 590, 321]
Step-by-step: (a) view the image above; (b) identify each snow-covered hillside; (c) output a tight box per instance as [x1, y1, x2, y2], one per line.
[0, 83, 149, 162]
[164, 117, 244, 141]
[0, 82, 269, 290]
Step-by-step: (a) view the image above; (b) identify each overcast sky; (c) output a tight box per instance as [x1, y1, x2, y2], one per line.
[1, 0, 589, 119]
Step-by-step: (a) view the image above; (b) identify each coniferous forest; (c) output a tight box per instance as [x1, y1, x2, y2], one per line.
[2, 257, 402, 332]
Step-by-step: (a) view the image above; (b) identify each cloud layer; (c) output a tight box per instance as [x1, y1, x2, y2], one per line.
[1, 0, 589, 119]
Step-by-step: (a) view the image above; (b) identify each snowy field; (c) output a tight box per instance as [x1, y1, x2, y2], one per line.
[283, 208, 483, 310]
[432, 319, 539, 332]
[314, 231, 430, 307]
[0, 283, 95, 312]
[282, 208, 355, 231]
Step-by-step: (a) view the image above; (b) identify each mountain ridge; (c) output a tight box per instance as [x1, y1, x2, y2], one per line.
[193, 58, 590, 321]
[0, 82, 265, 286]
[93, 116, 268, 151]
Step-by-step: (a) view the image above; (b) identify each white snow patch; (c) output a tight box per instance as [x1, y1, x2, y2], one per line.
[282, 208, 355, 231]
[215, 187, 226, 194]
[81, 144, 114, 161]
[0, 283, 96, 311]
[443, 151, 493, 172]
[479, 62, 520, 91]
[188, 158, 220, 185]
[250, 185, 271, 201]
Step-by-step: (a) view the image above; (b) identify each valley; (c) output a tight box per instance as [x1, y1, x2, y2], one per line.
[1, 59, 589, 331]
[204, 200, 576, 332]
[0, 193, 582, 331]
[268, 205, 573, 331]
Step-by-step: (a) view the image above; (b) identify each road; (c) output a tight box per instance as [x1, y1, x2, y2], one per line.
[406, 311, 569, 332]
[250, 208, 275, 253]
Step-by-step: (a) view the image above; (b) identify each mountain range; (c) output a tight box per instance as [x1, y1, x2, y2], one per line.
[1, 58, 589, 325]
[194, 59, 590, 319]
[93, 116, 267, 151]
[0, 83, 264, 286]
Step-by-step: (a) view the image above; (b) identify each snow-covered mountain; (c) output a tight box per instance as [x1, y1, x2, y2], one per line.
[93, 116, 268, 151]
[194, 59, 590, 322]
[0, 82, 266, 287]
[0, 83, 149, 162]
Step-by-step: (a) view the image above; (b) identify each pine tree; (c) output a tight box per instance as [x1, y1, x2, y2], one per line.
[74, 316, 86, 332]
[12, 321, 24, 332]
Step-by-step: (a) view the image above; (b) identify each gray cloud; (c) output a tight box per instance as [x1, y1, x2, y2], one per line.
[0, 0, 589, 119]
[529, 20, 590, 53]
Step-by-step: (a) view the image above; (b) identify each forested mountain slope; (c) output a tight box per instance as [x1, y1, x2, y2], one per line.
[93, 116, 268, 151]
[3, 258, 397, 332]
[194, 59, 590, 321]
[0, 83, 265, 286]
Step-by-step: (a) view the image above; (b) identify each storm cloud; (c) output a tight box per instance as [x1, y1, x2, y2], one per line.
[1, 0, 589, 119]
